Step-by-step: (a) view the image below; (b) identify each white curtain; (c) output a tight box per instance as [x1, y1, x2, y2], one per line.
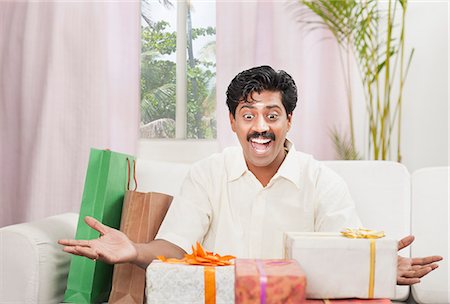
[0, 1, 141, 227]
[216, 0, 350, 160]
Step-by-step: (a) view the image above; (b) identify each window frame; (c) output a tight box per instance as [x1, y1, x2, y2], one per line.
[175, 0, 187, 139]
[139, 0, 218, 160]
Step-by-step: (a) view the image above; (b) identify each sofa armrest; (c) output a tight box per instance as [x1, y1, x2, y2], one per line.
[0, 213, 78, 304]
[411, 167, 449, 304]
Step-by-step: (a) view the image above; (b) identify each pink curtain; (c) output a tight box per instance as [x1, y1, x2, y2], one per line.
[0, 1, 140, 227]
[216, 0, 349, 160]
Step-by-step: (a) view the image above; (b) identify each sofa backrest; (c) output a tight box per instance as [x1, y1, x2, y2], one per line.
[324, 161, 411, 240]
[135, 159, 191, 196]
[136, 158, 412, 242]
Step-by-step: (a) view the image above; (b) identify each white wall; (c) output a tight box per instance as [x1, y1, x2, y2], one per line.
[402, 1, 449, 173]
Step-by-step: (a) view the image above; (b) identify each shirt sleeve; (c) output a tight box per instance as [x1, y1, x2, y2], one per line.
[314, 164, 362, 232]
[155, 163, 212, 253]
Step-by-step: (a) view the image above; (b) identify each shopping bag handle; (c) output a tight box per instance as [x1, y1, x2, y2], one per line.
[126, 158, 138, 191]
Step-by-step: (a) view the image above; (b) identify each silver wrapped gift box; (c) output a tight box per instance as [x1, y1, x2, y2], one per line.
[146, 261, 234, 304]
[284, 232, 397, 299]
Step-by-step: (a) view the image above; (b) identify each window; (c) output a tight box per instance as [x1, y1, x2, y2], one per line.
[140, 0, 216, 140]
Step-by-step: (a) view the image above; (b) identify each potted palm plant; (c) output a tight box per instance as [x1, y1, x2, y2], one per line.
[297, 0, 413, 161]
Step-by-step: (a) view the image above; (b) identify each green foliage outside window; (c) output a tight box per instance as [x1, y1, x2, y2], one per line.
[140, 19, 216, 139]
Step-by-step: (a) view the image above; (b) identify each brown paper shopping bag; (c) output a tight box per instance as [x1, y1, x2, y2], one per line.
[108, 160, 173, 304]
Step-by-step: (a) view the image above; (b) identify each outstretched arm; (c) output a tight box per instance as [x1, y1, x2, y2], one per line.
[396, 235, 443, 285]
[58, 216, 186, 269]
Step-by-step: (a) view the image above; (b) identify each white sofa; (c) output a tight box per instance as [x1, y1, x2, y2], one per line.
[0, 159, 448, 304]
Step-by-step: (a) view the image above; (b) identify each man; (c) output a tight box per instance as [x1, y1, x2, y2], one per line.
[59, 66, 442, 285]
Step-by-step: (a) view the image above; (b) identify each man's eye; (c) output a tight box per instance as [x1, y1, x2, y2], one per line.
[243, 114, 254, 120]
[267, 113, 278, 120]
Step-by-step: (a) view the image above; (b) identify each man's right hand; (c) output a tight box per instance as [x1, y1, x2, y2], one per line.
[58, 216, 138, 264]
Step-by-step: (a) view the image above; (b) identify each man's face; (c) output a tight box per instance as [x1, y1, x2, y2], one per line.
[229, 90, 292, 169]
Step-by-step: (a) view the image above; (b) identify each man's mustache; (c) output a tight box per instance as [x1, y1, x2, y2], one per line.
[247, 131, 276, 142]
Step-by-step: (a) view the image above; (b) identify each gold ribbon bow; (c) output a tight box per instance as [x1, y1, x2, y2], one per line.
[340, 228, 385, 239]
[340, 228, 385, 299]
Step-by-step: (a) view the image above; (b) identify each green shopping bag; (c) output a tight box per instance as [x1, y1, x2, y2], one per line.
[63, 148, 135, 303]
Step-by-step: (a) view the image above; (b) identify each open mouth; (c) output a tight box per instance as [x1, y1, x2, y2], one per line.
[249, 137, 273, 154]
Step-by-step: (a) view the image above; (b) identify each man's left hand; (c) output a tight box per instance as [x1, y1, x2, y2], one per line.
[397, 235, 443, 285]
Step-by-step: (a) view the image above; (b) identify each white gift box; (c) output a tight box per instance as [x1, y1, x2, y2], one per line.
[145, 261, 234, 304]
[284, 232, 397, 299]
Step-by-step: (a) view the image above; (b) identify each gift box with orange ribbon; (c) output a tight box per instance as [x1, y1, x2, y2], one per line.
[284, 230, 397, 299]
[146, 242, 235, 304]
[235, 259, 307, 304]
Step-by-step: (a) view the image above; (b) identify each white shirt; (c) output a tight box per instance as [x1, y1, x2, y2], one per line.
[156, 141, 362, 258]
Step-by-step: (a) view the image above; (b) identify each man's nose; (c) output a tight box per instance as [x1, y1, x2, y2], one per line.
[253, 116, 269, 133]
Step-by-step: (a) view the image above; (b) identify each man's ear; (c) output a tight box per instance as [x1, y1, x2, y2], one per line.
[287, 113, 293, 131]
[229, 112, 237, 133]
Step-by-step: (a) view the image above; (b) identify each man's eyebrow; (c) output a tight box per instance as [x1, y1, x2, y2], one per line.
[239, 104, 255, 110]
[266, 105, 282, 110]
[238, 104, 282, 111]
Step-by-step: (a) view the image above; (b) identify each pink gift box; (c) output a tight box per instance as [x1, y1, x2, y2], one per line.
[235, 259, 307, 304]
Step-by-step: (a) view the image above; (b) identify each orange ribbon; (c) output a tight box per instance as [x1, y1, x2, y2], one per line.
[204, 266, 216, 304]
[158, 242, 235, 304]
[157, 242, 235, 266]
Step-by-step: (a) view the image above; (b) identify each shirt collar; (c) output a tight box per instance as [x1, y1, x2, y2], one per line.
[227, 139, 301, 189]
[274, 139, 301, 189]
[227, 146, 248, 182]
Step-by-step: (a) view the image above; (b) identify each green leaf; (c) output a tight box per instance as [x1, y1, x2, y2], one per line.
[330, 128, 362, 160]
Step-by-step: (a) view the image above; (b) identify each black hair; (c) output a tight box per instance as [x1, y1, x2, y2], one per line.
[226, 65, 298, 117]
